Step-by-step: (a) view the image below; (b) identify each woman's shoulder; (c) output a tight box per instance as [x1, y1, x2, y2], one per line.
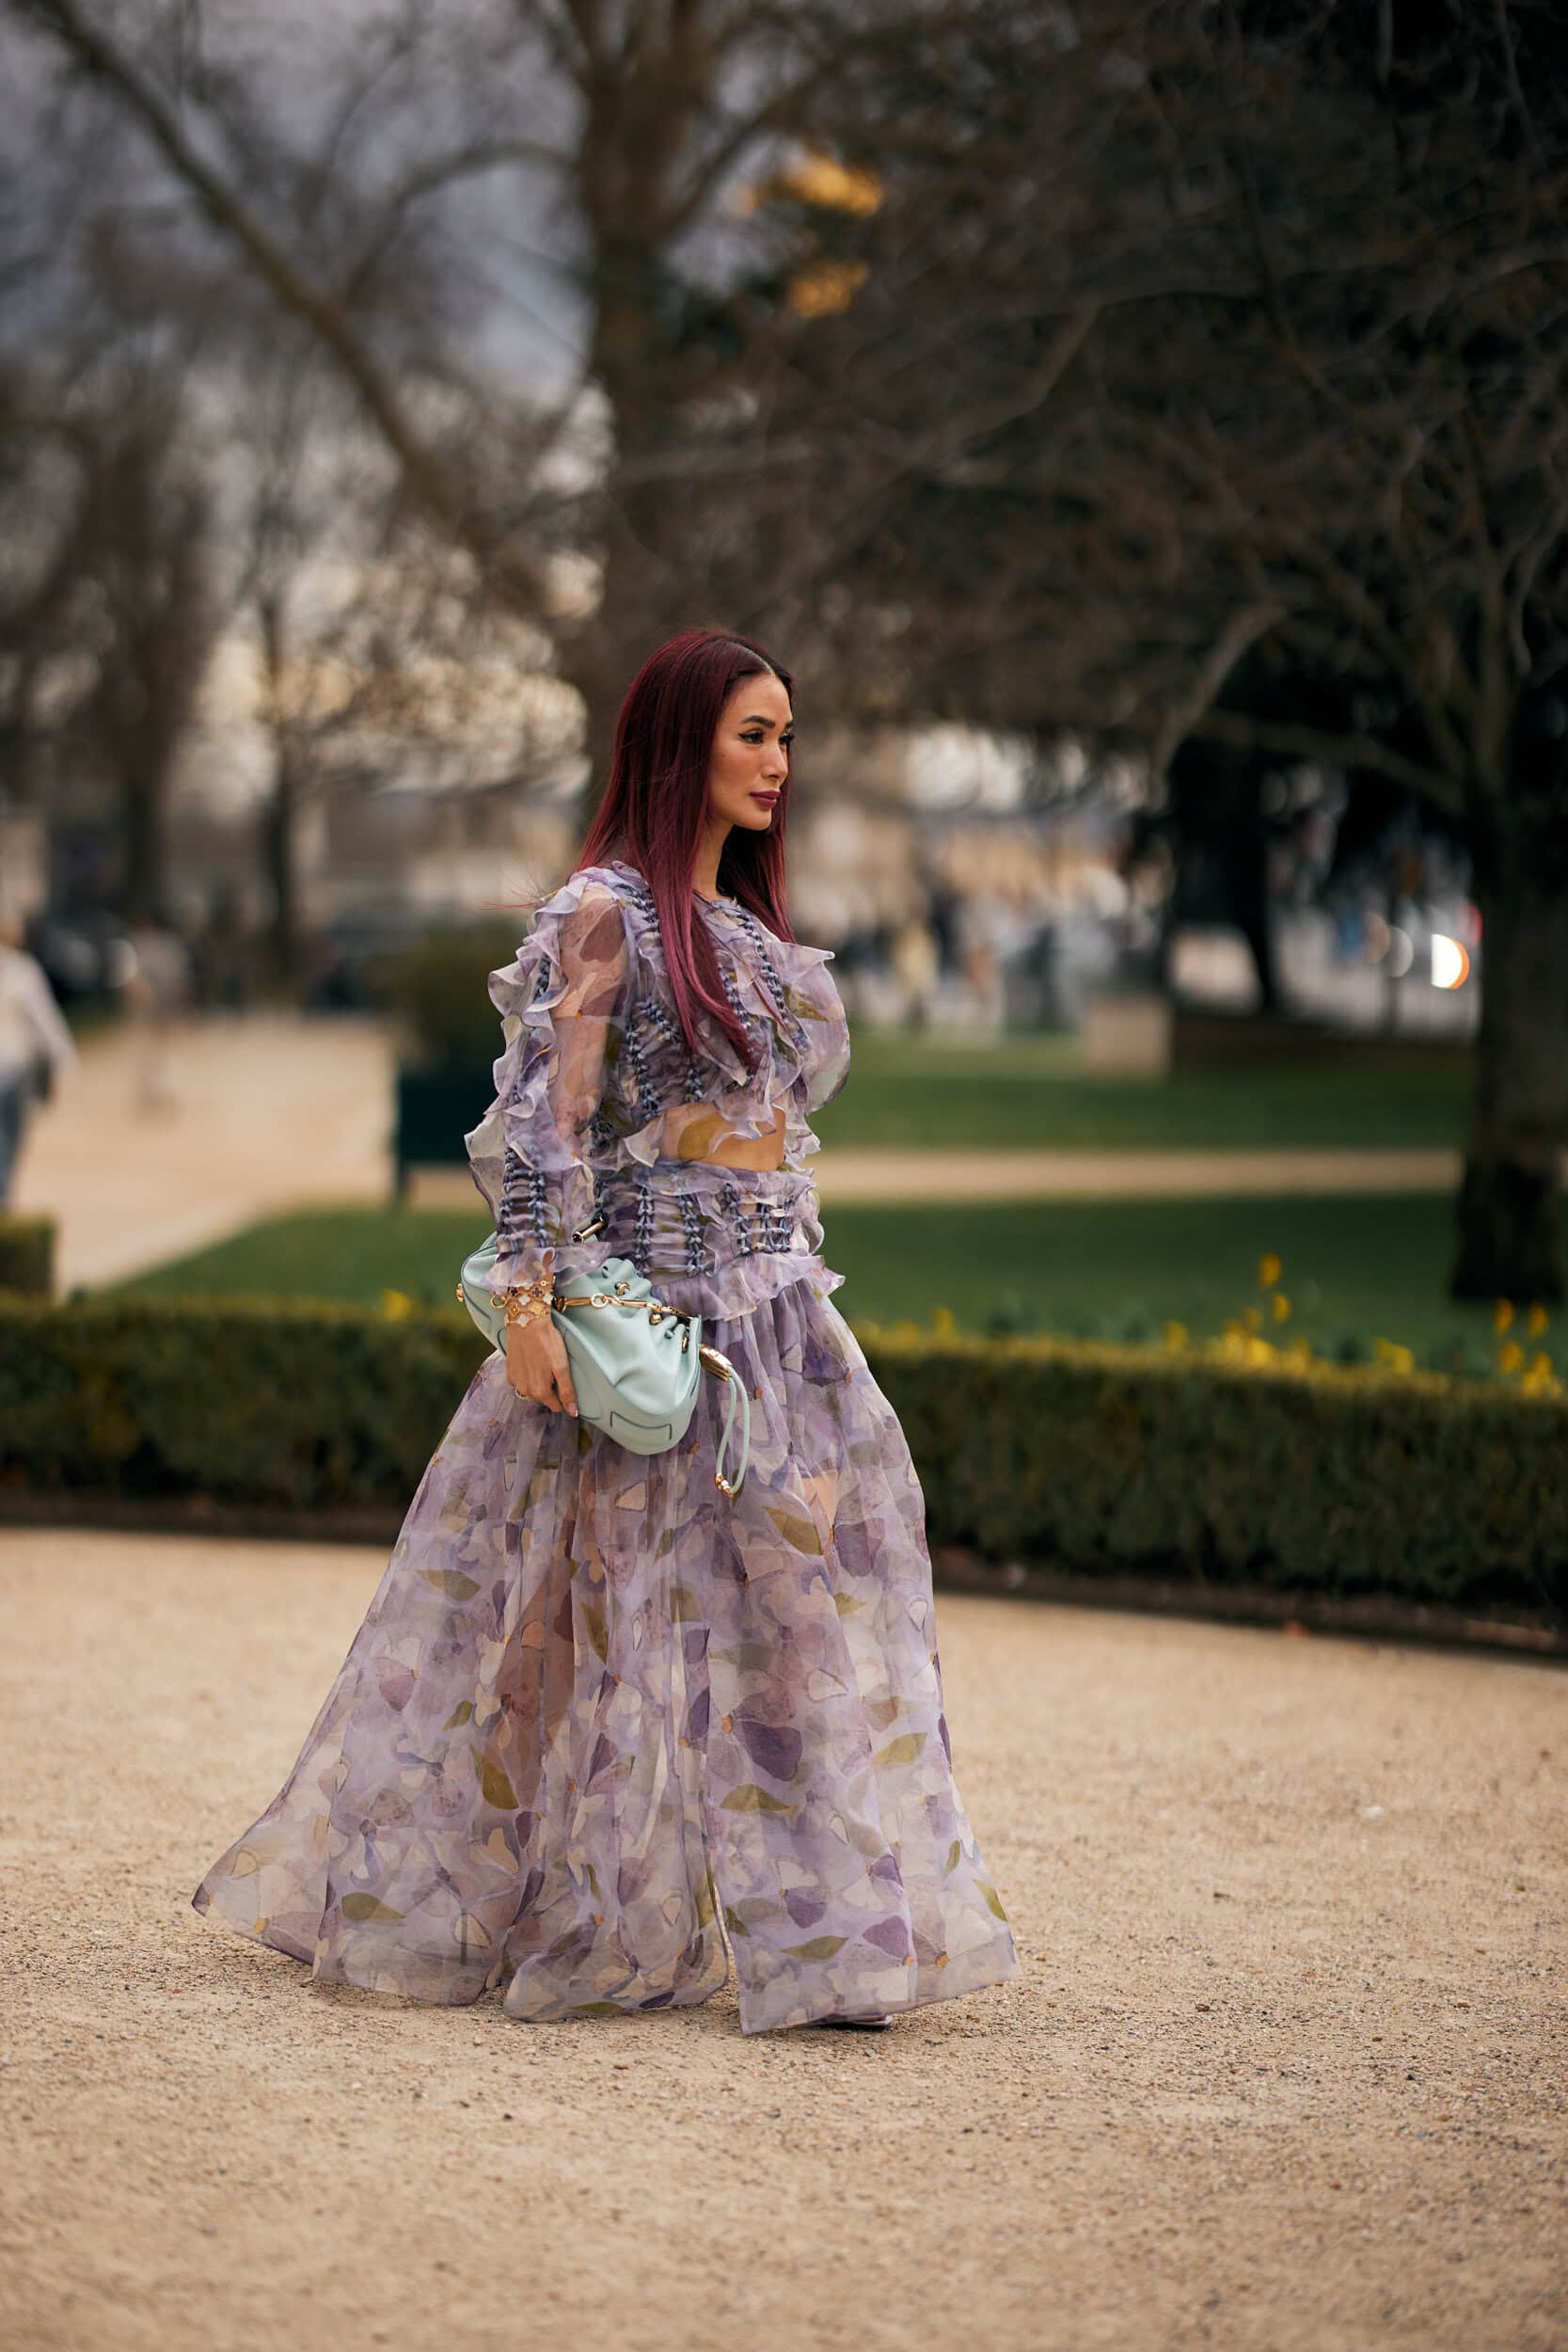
[526, 856, 648, 927]
[529, 858, 639, 909]
[577, 857, 646, 897]
[518, 864, 649, 951]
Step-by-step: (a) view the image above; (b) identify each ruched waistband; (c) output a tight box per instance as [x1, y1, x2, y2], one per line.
[556, 1158, 844, 1321]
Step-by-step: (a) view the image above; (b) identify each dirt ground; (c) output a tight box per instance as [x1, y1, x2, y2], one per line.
[1, 1527, 1563, 2352]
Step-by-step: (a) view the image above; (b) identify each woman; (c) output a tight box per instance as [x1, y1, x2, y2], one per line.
[0, 914, 77, 1207]
[193, 628, 1020, 2037]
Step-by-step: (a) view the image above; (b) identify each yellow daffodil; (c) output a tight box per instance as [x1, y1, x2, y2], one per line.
[1259, 1253, 1283, 1289]
[931, 1304, 957, 1337]
[1497, 1340, 1525, 1375]
[1527, 1303, 1549, 1337]
[1162, 1321, 1188, 1350]
[1270, 1292, 1291, 1322]
[381, 1288, 414, 1321]
[1493, 1299, 1515, 1334]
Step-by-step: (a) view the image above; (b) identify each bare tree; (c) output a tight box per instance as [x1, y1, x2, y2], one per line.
[1097, 5, 1568, 1304]
[8, 0, 1000, 775]
[753, 1, 1568, 1301]
[232, 353, 582, 977]
[13, 0, 1566, 1303]
[1, 349, 221, 918]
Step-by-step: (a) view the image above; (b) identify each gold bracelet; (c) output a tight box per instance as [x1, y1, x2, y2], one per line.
[493, 1275, 555, 1329]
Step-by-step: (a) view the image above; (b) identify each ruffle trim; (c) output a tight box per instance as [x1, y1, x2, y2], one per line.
[463, 861, 852, 1246]
[637, 1249, 847, 1325]
[463, 866, 633, 1232]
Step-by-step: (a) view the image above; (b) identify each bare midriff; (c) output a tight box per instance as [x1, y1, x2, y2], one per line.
[657, 1101, 788, 1172]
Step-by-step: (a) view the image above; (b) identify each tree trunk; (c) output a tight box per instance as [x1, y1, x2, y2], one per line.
[1223, 803, 1284, 1016]
[119, 755, 166, 922]
[1382, 872, 1402, 1039]
[1449, 823, 1568, 1304]
[1169, 742, 1286, 1015]
[255, 590, 304, 986]
[565, 442, 697, 815]
[261, 742, 301, 983]
[563, 209, 721, 815]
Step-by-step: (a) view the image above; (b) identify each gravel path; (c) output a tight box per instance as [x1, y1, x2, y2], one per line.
[11, 1015, 394, 1289]
[2, 1528, 1563, 2352]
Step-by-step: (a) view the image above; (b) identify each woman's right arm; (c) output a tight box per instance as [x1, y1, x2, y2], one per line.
[485, 883, 630, 1413]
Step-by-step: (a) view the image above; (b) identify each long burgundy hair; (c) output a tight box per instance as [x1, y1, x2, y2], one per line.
[574, 626, 798, 1072]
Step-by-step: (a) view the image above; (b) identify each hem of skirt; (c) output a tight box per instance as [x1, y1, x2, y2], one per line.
[737, 1929, 1021, 2037]
[499, 1966, 731, 2023]
[191, 1890, 491, 2007]
[193, 1889, 1016, 2031]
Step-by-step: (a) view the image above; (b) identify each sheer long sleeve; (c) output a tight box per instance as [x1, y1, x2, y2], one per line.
[464, 880, 631, 1292]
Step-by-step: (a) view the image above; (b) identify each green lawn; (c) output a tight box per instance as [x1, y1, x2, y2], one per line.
[115, 1190, 1554, 1377]
[811, 1029, 1474, 1151]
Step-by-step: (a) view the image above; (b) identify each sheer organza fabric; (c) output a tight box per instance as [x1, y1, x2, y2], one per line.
[192, 863, 1019, 2032]
[463, 860, 852, 1311]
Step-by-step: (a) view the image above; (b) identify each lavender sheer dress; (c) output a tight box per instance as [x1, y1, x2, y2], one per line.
[192, 861, 1020, 2035]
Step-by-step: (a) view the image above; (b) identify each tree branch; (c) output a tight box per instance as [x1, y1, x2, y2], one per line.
[336, 136, 574, 304]
[1190, 708, 1466, 818]
[1150, 599, 1288, 777]
[16, 0, 539, 604]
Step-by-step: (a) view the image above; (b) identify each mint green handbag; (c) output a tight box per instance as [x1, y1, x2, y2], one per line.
[456, 1217, 751, 1498]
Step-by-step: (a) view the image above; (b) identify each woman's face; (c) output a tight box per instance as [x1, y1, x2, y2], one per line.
[707, 669, 793, 836]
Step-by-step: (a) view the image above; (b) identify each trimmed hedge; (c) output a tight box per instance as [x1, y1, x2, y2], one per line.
[0, 1215, 55, 1296]
[0, 1295, 1562, 1624]
[863, 1326, 1567, 1623]
[0, 1295, 486, 1514]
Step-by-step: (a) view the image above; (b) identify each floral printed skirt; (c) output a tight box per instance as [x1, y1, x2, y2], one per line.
[191, 1180, 1020, 2036]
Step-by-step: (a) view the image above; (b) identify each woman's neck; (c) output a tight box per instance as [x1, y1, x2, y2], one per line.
[691, 818, 731, 902]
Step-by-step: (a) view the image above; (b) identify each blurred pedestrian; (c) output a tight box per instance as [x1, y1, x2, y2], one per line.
[122, 915, 194, 1114]
[956, 888, 1006, 1029]
[0, 915, 78, 1207]
[890, 908, 941, 1026]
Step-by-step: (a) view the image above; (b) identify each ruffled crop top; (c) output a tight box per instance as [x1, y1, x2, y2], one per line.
[464, 858, 851, 1315]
